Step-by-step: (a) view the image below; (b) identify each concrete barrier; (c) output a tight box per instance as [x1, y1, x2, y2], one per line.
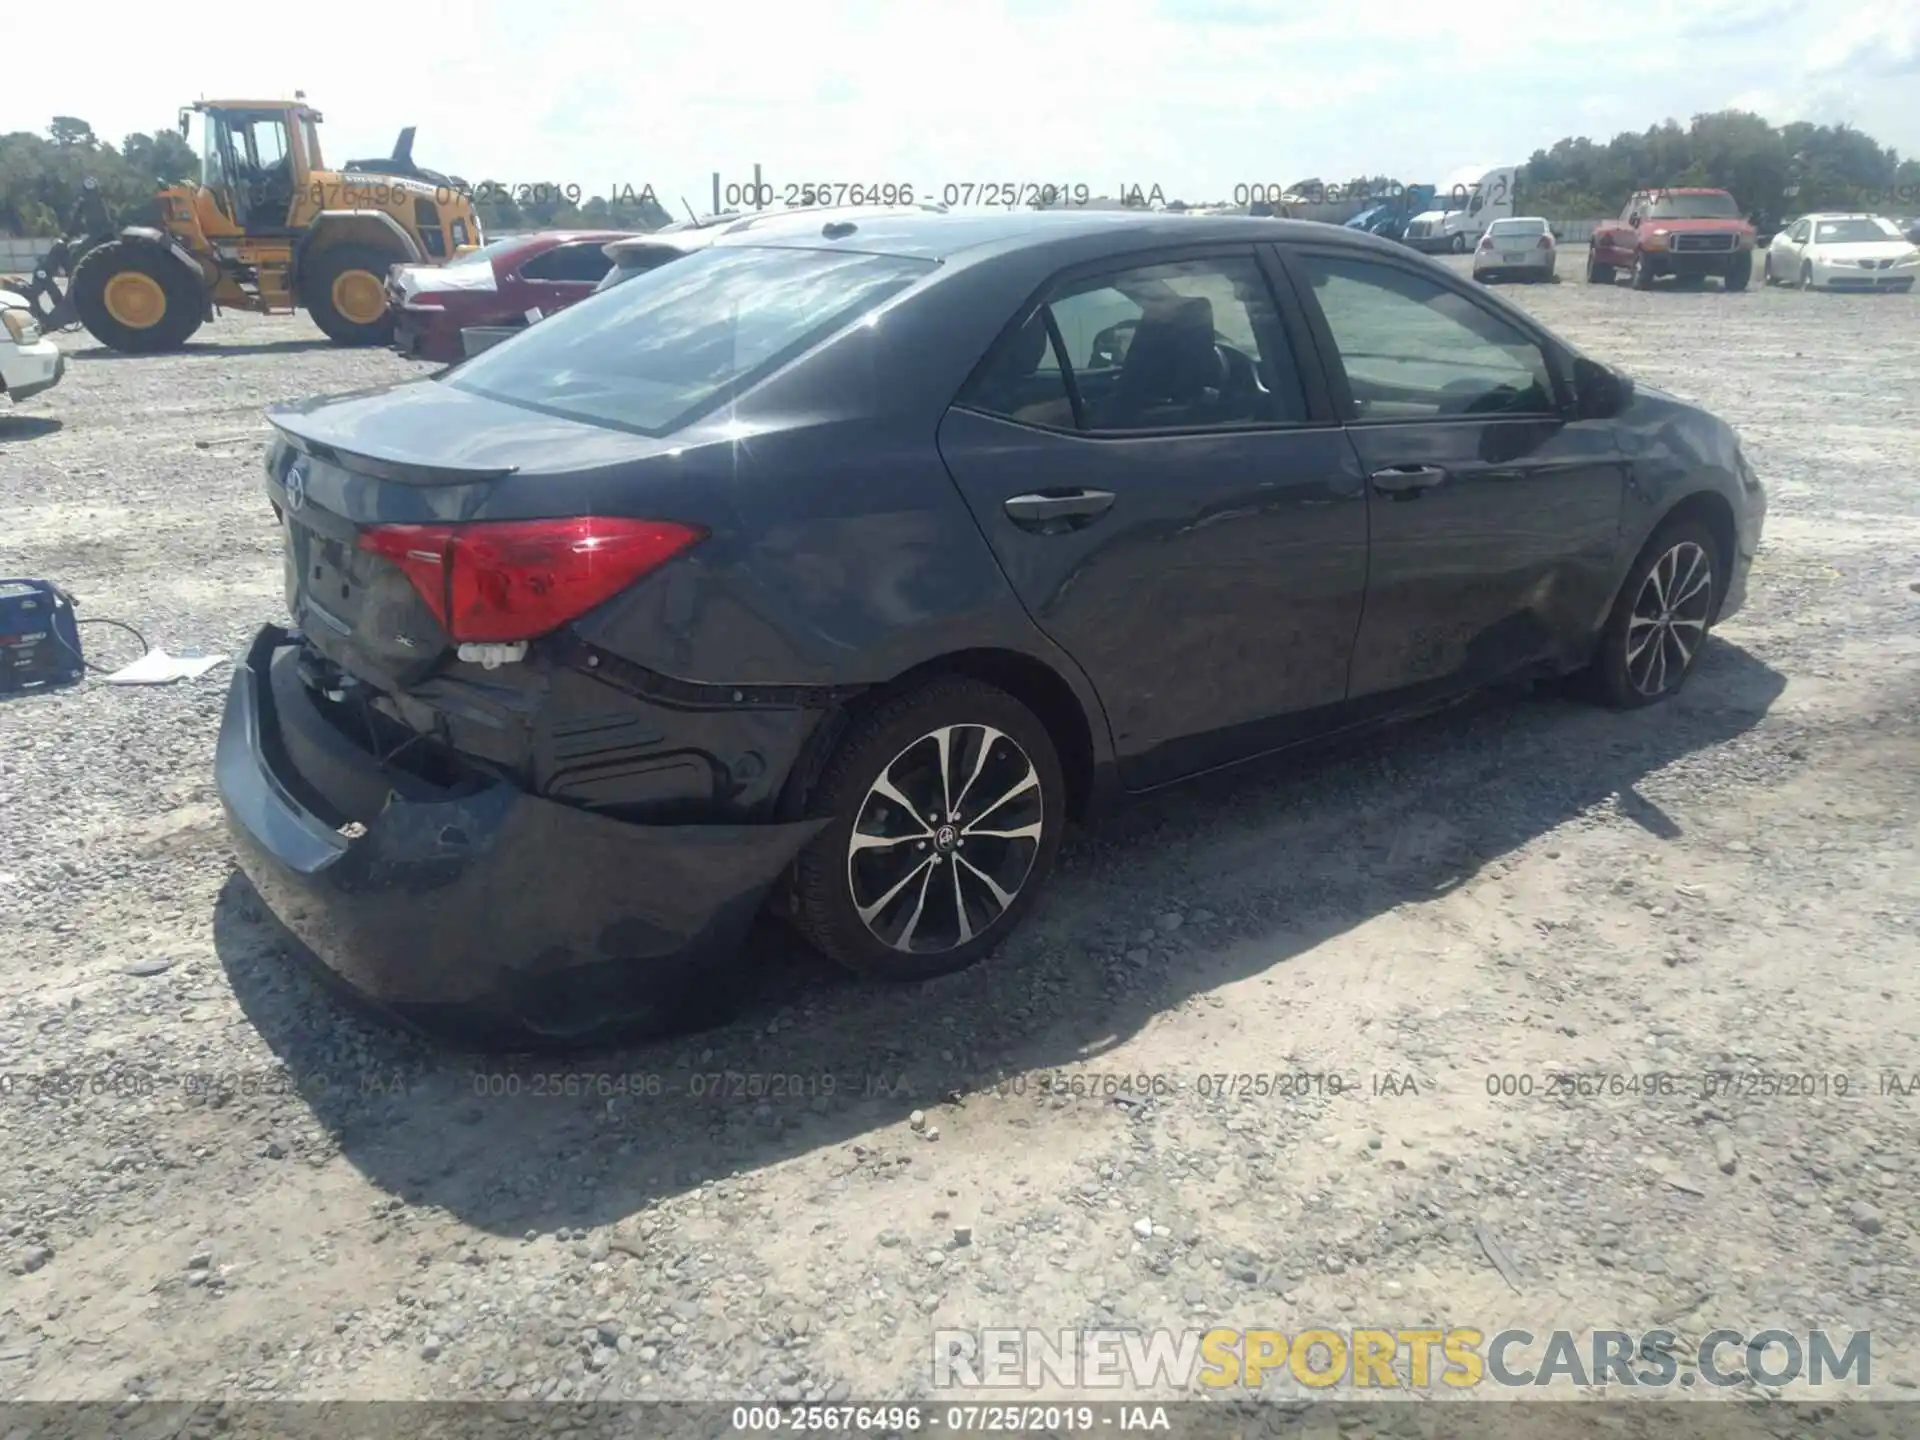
[1551, 219, 1604, 244]
[0, 238, 57, 275]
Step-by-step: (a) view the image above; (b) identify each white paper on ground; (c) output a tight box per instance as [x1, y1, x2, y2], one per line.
[103, 650, 228, 685]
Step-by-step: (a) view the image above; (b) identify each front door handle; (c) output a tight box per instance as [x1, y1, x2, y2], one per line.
[1004, 489, 1116, 530]
[1370, 465, 1448, 494]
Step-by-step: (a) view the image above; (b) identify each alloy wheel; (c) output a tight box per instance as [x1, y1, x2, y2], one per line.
[1625, 541, 1714, 697]
[846, 725, 1043, 954]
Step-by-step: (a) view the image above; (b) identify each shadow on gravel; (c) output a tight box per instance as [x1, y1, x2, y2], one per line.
[0, 414, 62, 440]
[69, 338, 338, 360]
[215, 639, 1786, 1236]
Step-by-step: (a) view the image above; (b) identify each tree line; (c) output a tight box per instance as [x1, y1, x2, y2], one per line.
[1519, 111, 1920, 225]
[6, 109, 1918, 239]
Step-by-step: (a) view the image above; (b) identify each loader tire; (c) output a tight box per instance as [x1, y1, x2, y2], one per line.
[70, 241, 204, 353]
[304, 244, 398, 346]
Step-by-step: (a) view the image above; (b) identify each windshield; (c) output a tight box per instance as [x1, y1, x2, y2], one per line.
[1489, 219, 1546, 237]
[445, 238, 517, 267]
[451, 244, 935, 436]
[1814, 218, 1901, 244]
[1647, 192, 1740, 220]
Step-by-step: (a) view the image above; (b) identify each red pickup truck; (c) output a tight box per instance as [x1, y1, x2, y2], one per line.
[1587, 188, 1756, 291]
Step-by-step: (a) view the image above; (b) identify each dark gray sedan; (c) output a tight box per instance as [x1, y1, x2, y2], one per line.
[220, 208, 1766, 1047]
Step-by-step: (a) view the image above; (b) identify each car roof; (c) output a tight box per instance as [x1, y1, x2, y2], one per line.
[1639, 187, 1732, 195]
[1799, 213, 1884, 222]
[701, 207, 1402, 264]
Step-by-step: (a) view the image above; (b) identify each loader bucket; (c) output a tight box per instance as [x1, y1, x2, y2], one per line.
[2, 267, 79, 332]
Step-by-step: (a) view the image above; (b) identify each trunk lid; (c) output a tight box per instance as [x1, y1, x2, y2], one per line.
[264, 379, 687, 691]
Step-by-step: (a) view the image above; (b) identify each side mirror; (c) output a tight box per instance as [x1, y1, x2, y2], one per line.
[1572, 356, 1632, 421]
[1628, 213, 1642, 227]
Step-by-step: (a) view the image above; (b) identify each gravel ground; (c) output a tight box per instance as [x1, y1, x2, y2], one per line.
[1, 259, 1917, 1410]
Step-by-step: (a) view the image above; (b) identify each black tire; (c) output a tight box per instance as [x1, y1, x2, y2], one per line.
[1724, 254, 1751, 291]
[786, 677, 1066, 981]
[1632, 253, 1657, 290]
[1574, 519, 1723, 710]
[1586, 248, 1614, 284]
[303, 243, 399, 346]
[1450, 233, 1468, 254]
[69, 240, 203, 353]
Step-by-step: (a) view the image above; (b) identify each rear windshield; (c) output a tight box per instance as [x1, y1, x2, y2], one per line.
[1488, 219, 1546, 236]
[593, 246, 683, 292]
[450, 245, 935, 435]
[1814, 218, 1900, 243]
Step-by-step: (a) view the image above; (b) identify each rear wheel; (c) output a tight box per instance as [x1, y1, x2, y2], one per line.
[787, 678, 1066, 981]
[1574, 520, 1722, 709]
[303, 243, 398, 346]
[70, 240, 204, 353]
[1586, 248, 1614, 284]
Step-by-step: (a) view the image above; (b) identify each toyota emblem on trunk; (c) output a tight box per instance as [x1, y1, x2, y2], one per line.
[284, 458, 308, 512]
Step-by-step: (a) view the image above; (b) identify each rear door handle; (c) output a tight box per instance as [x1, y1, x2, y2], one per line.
[1004, 489, 1116, 529]
[1370, 465, 1448, 494]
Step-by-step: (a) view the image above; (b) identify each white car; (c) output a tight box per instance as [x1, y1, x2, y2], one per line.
[1763, 214, 1919, 292]
[1472, 216, 1557, 282]
[0, 289, 64, 404]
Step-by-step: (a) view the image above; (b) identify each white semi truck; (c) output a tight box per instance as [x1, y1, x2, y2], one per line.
[1403, 164, 1520, 253]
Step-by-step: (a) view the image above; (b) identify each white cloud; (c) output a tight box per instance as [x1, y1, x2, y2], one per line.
[6, 0, 1915, 216]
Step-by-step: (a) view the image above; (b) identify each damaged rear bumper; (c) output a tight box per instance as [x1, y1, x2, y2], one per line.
[216, 626, 826, 1047]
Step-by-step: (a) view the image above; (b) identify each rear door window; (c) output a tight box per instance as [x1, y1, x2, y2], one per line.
[958, 253, 1310, 432]
[450, 245, 934, 435]
[519, 242, 616, 283]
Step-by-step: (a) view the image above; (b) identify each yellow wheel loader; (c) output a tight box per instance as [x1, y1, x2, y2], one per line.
[65, 97, 482, 353]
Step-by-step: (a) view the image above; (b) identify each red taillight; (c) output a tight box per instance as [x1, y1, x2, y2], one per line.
[1477, 236, 1493, 251]
[356, 517, 705, 643]
[1538, 235, 1553, 250]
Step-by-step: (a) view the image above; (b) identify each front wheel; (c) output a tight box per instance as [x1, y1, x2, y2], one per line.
[1574, 520, 1722, 709]
[1449, 233, 1468, 254]
[303, 243, 398, 346]
[1724, 254, 1751, 291]
[786, 678, 1066, 981]
[69, 240, 204, 353]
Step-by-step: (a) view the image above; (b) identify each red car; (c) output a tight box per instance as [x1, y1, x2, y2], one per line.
[386, 231, 636, 363]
